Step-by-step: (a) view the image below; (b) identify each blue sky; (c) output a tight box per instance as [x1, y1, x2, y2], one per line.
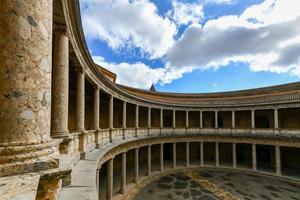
[80, 0, 300, 93]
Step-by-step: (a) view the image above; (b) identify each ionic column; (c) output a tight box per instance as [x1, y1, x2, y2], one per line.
[216, 142, 219, 167]
[200, 111, 203, 128]
[173, 110, 176, 128]
[109, 95, 114, 142]
[232, 143, 237, 168]
[107, 158, 113, 200]
[232, 111, 235, 129]
[76, 69, 85, 132]
[51, 30, 69, 137]
[147, 145, 151, 176]
[275, 145, 281, 175]
[186, 142, 190, 167]
[186, 110, 189, 128]
[252, 144, 257, 171]
[135, 105, 139, 137]
[121, 152, 126, 194]
[251, 110, 255, 129]
[215, 111, 218, 129]
[200, 142, 204, 166]
[160, 143, 164, 171]
[173, 143, 177, 168]
[134, 148, 139, 183]
[0, 0, 57, 176]
[122, 101, 126, 139]
[93, 86, 100, 130]
[274, 108, 279, 129]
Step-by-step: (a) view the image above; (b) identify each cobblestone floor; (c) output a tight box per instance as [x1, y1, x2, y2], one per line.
[132, 169, 300, 200]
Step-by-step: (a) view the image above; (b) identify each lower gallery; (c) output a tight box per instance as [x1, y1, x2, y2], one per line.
[0, 0, 299, 200]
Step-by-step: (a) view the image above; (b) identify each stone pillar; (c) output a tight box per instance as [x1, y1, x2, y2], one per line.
[173, 110, 176, 128]
[232, 111, 235, 128]
[51, 30, 69, 137]
[122, 101, 126, 139]
[215, 111, 218, 128]
[216, 142, 219, 167]
[186, 142, 190, 167]
[93, 87, 100, 130]
[232, 143, 237, 168]
[121, 152, 126, 194]
[274, 109, 279, 129]
[0, 0, 59, 176]
[252, 144, 257, 171]
[148, 107, 151, 136]
[186, 110, 189, 128]
[109, 95, 113, 142]
[251, 110, 255, 129]
[134, 148, 139, 183]
[107, 158, 113, 200]
[173, 143, 177, 168]
[160, 143, 164, 171]
[147, 145, 151, 176]
[200, 111, 203, 128]
[135, 105, 139, 137]
[160, 109, 163, 129]
[200, 142, 204, 166]
[275, 145, 281, 175]
[76, 69, 85, 132]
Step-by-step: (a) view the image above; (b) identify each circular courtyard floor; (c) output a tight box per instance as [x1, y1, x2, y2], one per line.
[132, 169, 300, 200]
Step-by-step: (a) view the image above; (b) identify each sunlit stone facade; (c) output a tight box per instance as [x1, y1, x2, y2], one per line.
[0, 0, 300, 200]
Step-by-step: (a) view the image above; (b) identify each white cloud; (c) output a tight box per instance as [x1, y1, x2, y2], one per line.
[205, 0, 234, 4]
[81, 0, 176, 58]
[166, 0, 300, 76]
[171, 1, 204, 26]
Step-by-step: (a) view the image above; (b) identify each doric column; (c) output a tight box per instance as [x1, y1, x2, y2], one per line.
[232, 143, 237, 168]
[148, 107, 151, 128]
[76, 69, 85, 132]
[107, 158, 113, 200]
[93, 86, 100, 130]
[135, 105, 139, 137]
[215, 111, 218, 128]
[121, 152, 126, 194]
[122, 101, 126, 139]
[0, 0, 58, 176]
[274, 109, 279, 129]
[109, 95, 114, 142]
[160, 143, 164, 171]
[252, 144, 257, 171]
[216, 142, 219, 167]
[275, 145, 281, 175]
[134, 148, 139, 183]
[51, 30, 69, 137]
[186, 142, 190, 167]
[200, 142, 204, 166]
[186, 110, 189, 128]
[160, 109, 163, 129]
[200, 111, 203, 128]
[251, 110, 255, 129]
[147, 145, 151, 176]
[173, 110, 176, 128]
[173, 143, 177, 168]
[232, 111, 235, 128]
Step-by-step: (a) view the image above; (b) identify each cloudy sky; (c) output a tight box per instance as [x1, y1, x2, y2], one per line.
[80, 0, 300, 92]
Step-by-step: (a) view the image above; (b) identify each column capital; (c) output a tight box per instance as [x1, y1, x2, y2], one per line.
[75, 67, 86, 74]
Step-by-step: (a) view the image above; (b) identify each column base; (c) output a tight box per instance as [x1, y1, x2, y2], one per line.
[0, 140, 61, 177]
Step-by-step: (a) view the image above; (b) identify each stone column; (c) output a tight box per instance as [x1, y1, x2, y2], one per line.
[109, 96, 114, 143]
[251, 110, 255, 129]
[51, 30, 69, 137]
[186, 142, 190, 167]
[216, 142, 219, 167]
[173, 110, 176, 128]
[232, 111, 235, 128]
[147, 145, 151, 176]
[107, 158, 113, 200]
[186, 110, 189, 128]
[134, 148, 139, 183]
[121, 152, 126, 194]
[93, 87, 100, 130]
[160, 143, 164, 171]
[122, 101, 126, 139]
[160, 109, 163, 129]
[275, 145, 281, 175]
[252, 144, 257, 171]
[200, 111, 203, 128]
[76, 69, 85, 132]
[173, 143, 177, 168]
[148, 107, 151, 136]
[200, 142, 204, 166]
[0, 0, 58, 176]
[135, 105, 139, 137]
[274, 109, 279, 129]
[232, 143, 237, 168]
[215, 111, 218, 129]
